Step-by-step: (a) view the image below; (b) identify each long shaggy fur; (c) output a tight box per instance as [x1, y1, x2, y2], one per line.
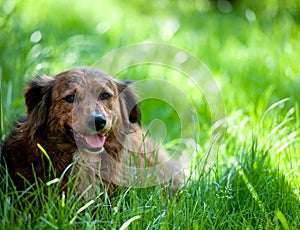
[1, 68, 181, 195]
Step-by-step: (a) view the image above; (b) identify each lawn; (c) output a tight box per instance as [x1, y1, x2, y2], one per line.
[0, 0, 300, 229]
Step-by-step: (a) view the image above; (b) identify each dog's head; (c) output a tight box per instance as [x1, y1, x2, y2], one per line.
[25, 68, 141, 153]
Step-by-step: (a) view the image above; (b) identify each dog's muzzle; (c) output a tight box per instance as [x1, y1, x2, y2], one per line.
[69, 113, 109, 153]
[87, 114, 106, 132]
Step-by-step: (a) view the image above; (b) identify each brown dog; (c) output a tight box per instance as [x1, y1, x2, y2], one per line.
[1, 68, 181, 195]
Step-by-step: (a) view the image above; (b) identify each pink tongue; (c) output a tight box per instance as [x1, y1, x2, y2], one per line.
[84, 134, 106, 149]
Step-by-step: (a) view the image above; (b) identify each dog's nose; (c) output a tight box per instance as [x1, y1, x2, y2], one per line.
[87, 114, 107, 132]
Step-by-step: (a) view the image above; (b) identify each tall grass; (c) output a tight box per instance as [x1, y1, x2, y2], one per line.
[1, 0, 300, 229]
[1, 123, 299, 229]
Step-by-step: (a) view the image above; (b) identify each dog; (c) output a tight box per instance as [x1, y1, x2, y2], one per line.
[1, 68, 181, 195]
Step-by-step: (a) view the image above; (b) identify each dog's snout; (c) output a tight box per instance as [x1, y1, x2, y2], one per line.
[87, 114, 106, 132]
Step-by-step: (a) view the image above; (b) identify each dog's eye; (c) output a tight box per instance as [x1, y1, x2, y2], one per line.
[65, 95, 75, 103]
[99, 92, 112, 100]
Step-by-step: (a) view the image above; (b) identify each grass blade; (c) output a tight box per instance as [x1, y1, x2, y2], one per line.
[119, 215, 141, 230]
[274, 209, 290, 230]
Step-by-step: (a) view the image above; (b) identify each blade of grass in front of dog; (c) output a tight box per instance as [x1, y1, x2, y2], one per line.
[46, 178, 60, 186]
[76, 199, 95, 214]
[37, 143, 51, 162]
[69, 199, 95, 224]
[61, 191, 66, 208]
[37, 143, 56, 177]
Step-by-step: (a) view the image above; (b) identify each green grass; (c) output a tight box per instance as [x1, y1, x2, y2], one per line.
[1, 0, 300, 229]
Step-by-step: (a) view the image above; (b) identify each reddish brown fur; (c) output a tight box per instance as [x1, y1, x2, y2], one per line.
[1, 68, 181, 195]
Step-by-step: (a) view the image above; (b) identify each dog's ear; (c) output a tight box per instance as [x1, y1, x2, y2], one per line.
[25, 75, 55, 136]
[118, 80, 141, 126]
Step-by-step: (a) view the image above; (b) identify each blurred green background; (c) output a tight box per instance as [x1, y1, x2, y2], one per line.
[1, 0, 300, 157]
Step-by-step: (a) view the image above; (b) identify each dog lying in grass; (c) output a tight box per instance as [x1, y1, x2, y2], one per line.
[1, 68, 181, 195]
